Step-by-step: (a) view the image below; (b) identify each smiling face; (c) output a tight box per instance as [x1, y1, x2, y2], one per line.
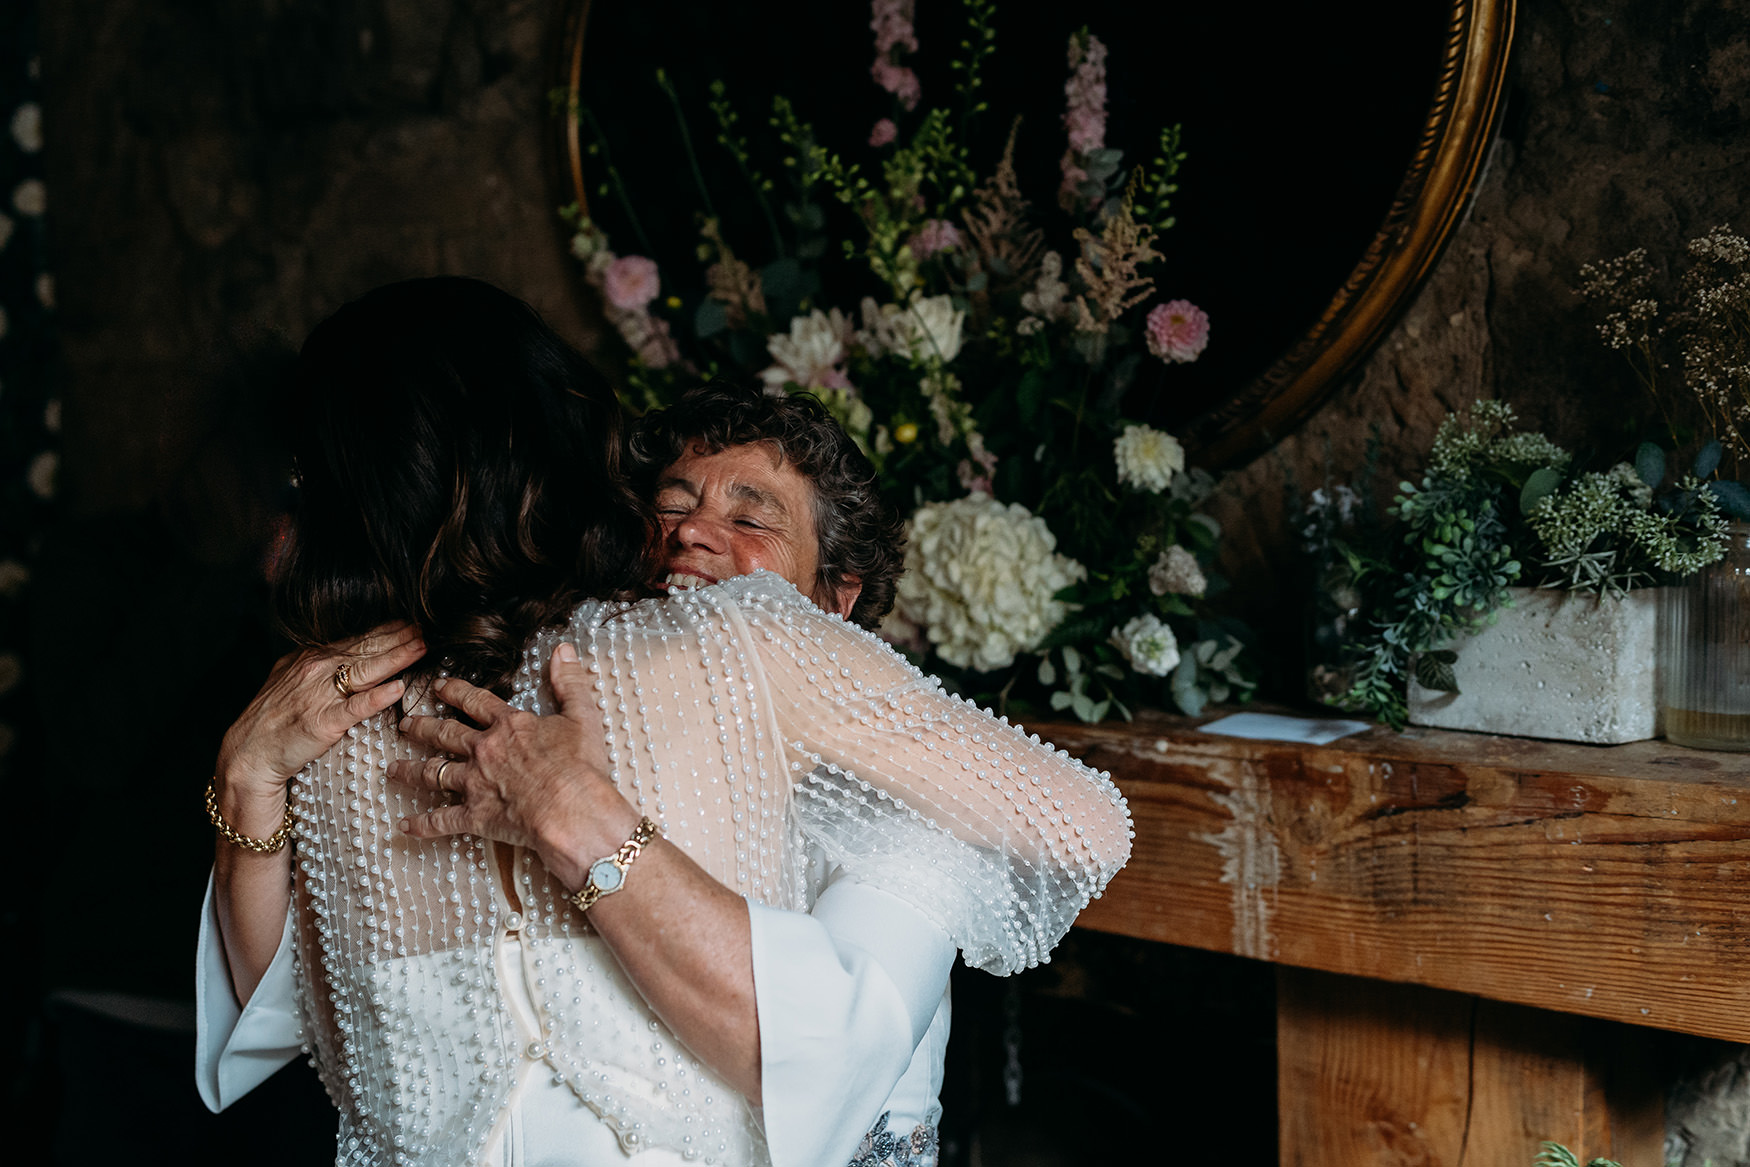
[653, 441, 861, 619]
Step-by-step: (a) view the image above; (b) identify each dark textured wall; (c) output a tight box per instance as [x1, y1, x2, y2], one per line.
[40, 0, 592, 521]
[1207, 0, 1750, 657]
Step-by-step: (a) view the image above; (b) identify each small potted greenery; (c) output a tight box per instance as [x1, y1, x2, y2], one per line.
[1330, 399, 1732, 741]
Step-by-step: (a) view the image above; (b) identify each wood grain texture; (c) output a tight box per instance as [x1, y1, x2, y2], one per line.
[1033, 708, 1750, 1042]
[1277, 969, 1664, 1167]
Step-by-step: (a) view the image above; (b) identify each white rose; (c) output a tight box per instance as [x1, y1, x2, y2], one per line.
[895, 494, 1085, 672]
[1113, 424, 1185, 493]
[1110, 614, 1181, 677]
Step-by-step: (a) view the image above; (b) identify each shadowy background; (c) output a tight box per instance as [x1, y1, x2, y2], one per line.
[4, 1, 1749, 1163]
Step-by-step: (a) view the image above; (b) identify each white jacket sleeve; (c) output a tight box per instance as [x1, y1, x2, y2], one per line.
[750, 874, 955, 1167]
[194, 870, 303, 1111]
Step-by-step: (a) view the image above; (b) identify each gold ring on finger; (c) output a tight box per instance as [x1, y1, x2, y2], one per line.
[435, 757, 455, 793]
[333, 662, 356, 698]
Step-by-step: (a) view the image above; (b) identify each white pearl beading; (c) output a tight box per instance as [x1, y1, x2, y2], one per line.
[287, 574, 1131, 1166]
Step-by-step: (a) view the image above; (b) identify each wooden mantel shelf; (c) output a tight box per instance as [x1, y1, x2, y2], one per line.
[1033, 707, 1750, 1044]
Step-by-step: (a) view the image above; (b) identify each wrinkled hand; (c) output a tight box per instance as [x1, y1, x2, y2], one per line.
[391, 642, 629, 890]
[216, 623, 426, 810]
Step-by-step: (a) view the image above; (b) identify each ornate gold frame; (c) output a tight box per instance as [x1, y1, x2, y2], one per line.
[1180, 0, 1518, 467]
[551, 0, 1517, 470]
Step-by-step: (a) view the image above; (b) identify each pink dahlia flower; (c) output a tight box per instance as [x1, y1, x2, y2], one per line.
[907, 219, 962, 260]
[869, 118, 898, 147]
[1145, 300, 1211, 364]
[602, 255, 661, 312]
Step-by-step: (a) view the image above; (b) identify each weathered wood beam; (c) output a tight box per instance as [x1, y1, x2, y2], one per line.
[1035, 710, 1750, 1043]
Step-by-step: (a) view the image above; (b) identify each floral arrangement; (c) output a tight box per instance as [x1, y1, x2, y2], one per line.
[1577, 224, 1750, 516]
[1319, 400, 1729, 728]
[563, 0, 1254, 721]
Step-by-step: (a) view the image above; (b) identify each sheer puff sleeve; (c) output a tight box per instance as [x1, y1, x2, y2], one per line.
[623, 573, 1133, 975]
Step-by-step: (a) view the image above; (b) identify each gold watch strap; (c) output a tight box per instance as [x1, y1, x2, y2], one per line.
[568, 816, 659, 911]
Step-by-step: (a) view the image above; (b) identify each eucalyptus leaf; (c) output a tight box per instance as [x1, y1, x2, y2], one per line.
[1170, 658, 1205, 717]
[694, 298, 728, 339]
[1635, 441, 1666, 489]
[1694, 438, 1723, 480]
[1037, 656, 1057, 686]
[1071, 692, 1096, 722]
[1049, 689, 1074, 712]
[1706, 479, 1750, 520]
[1061, 644, 1082, 675]
[1519, 465, 1565, 515]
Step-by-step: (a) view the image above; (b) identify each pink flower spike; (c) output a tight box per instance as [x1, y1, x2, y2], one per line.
[1145, 300, 1211, 364]
[907, 219, 963, 260]
[869, 118, 898, 147]
[871, 59, 921, 110]
[602, 255, 661, 312]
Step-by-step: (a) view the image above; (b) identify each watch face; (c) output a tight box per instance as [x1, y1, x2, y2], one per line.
[589, 858, 625, 894]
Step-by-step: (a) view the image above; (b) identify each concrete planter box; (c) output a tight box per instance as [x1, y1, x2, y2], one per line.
[1407, 587, 1662, 744]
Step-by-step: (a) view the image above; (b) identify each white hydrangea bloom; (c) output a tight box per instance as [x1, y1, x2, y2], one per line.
[1147, 544, 1207, 597]
[896, 493, 1086, 672]
[1109, 614, 1180, 677]
[760, 308, 853, 390]
[1113, 424, 1185, 493]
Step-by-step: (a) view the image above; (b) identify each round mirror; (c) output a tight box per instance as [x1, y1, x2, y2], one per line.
[553, 0, 1514, 468]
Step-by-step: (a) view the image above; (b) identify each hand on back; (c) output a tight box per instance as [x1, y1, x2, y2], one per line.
[392, 641, 630, 890]
[215, 622, 426, 802]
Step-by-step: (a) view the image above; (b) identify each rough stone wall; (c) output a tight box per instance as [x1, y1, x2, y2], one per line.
[1206, 0, 1750, 673]
[39, 0, 592, 522]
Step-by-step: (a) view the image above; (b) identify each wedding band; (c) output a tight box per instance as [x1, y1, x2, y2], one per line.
[333, 663, 356, 698]
[435, 758, 455, 792]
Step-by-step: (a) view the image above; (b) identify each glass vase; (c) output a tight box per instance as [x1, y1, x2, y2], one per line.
[1661, 521, 1750, 751]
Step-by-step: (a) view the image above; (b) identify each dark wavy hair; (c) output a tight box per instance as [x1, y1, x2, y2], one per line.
[273, 277, 654, 694]
[628, 379, 905, 630]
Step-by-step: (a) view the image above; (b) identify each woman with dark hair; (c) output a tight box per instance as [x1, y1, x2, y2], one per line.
[198, 277, 1131, 1167]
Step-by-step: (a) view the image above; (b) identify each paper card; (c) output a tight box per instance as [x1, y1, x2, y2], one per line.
[1197, 711, 1371, 746]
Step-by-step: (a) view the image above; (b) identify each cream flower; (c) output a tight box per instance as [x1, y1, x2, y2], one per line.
[10, 103, 41, 153]
[857, 295, 964, 365]
[761, 308, 853, 391]
[905, 295, 964, 363]
[26, 450, 56, 499]
[1109, 614, 1180, 677]
[0, 559, 29, 598]
[13, 178, 46, 217]
[1148, 544, 1207, 597]
[896, 494, 1085, 672]
[1113, 424, 1185, 493]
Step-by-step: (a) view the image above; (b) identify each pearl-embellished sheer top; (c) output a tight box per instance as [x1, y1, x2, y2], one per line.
[288, 572, 1132, 1167]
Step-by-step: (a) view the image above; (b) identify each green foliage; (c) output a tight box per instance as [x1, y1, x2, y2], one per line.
[1338, 401, 1729, 729]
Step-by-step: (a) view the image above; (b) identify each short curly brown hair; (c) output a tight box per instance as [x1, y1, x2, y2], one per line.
[629, 379, 906, 630]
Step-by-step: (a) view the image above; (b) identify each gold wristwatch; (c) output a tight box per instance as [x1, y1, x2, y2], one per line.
[568, 816, 659, 911]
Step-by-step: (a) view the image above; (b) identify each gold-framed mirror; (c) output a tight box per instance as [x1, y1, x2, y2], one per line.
[552, 0, 1515, 469]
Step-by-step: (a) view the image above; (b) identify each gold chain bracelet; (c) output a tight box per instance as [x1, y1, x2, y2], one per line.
[206, 777, 297, 854]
